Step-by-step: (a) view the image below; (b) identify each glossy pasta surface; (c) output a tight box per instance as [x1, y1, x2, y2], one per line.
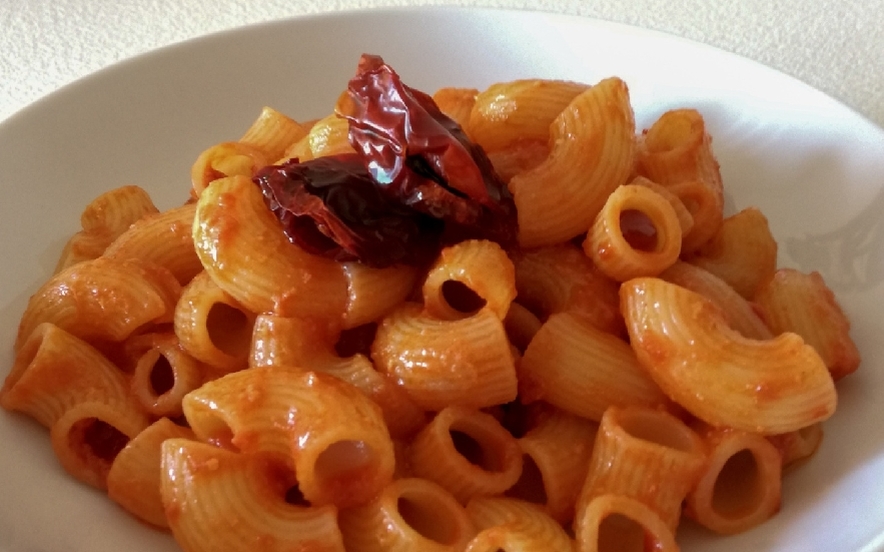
[0, 55, 861, 552]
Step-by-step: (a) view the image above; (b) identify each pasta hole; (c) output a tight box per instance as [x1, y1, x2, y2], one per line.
[597, 513, 651, 552]
[334, 323, 378, 358]
[397, 495, 459, 545]
[441, 280, 486, 315]
[619, 209, 658, 252]
[619, 410, 695, 452]
[71, 418, 129, 463]
[149, 355, 175, 396]
[712, 449, 762, 518]
[505, 454, 548, 505]
[497, 400, 531, 438]
[263, 459, 310, 507]
[450, 429, 500, 471]
[206, 303, 252, 358]
[284, 485, 309, 506]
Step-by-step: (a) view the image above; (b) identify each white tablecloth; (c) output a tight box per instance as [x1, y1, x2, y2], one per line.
[2, 0, 883, 128]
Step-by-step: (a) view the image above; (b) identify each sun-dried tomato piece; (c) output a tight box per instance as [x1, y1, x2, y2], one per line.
[254, 54, 518, 268]
[337, 54, 517, 246]
[254, 155, 443, 267]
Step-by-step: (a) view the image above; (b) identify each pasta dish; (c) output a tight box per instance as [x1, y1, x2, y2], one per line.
[0, 53, 860, 552]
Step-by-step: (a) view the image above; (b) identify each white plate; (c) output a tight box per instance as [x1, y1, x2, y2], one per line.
[1, 7, 883, 552]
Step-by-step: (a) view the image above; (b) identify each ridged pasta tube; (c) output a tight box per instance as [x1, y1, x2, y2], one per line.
[55, 184, 158, 272]
[621, 277, 837, 434]
[422, 239, 516, 321]
[518, 312, 670, 421]
[190, 141, 269, 198]
[685, 424, 783, 534]
[372, 303, 517, 411]
[464, 497, 573, 552]
[468, 79, 589, 153]
[3, 323, 132, 428]
[584, 183, 683, 281]
[575, 494, 678, 552]
[127, 332, 204, 418]
[15, 257, 181, 351]
[685, 206, 778, 298]
[161, 438, 346, 552]
[339, 477, 476, 552]
[239, 106, 309, 162]
[250, 313, 426, 439]
[104, 203, 203, 285]
[50, 400, 149, 490]
[659, 261, 772, 340]
[342, 261, 419, 329]
[574, 406, 706, 532]
[192, 175, 348, 320]
[408, 406, 523, 504]
[506, 405, 598, 524]
[512, 244, 623, 335]
[509, 77, 635, 248]
[182, 366, 395, 508]
[754, 268, 860, 381]
[107, 417, 195, 527]
[637, 108, 724, 253]
[433, 87, 478, 129]
[174, 270, 256, 376]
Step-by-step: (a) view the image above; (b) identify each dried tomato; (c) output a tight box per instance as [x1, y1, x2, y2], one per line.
[254, 155, 443, 267]
[253, 54, 517, 268]
[337, 54, 517, 245]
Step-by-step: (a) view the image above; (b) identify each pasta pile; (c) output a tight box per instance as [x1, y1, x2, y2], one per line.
[0, 55, 861, 552]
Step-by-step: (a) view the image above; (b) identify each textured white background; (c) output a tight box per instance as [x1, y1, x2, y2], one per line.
[1, 0, 883, 127]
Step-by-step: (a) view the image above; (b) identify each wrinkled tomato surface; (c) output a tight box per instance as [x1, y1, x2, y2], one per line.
[254, 54, 517, 268]
[254, 155, 443, 267]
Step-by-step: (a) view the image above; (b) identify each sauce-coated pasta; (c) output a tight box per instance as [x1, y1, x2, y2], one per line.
[1, 53, 860, 552]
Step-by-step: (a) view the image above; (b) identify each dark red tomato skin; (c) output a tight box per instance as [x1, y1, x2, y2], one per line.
[255, 154, 443, 268]
[252, 54, 517, 269]
[338, 54, 517, 246]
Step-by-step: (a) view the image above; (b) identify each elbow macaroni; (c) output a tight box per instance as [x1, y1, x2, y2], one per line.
[0, 68, 860, 552]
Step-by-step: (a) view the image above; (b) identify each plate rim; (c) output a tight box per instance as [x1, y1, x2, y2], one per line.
[1, 5, 882, 138]
[0, 6, 882, 552]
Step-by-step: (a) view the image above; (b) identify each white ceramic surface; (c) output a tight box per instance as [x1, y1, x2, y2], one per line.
[3, 0, 883, 129]
[1, 7, 883, 552]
